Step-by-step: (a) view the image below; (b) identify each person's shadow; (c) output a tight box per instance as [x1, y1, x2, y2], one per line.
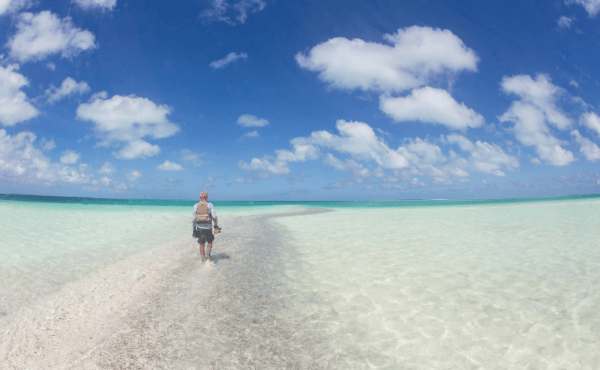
[210, 253, 230, 264]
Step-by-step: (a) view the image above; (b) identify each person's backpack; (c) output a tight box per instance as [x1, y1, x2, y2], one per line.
[195, 201, 212, 222]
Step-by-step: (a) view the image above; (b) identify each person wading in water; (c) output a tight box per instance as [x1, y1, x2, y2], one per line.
[193, 191, 221, 263]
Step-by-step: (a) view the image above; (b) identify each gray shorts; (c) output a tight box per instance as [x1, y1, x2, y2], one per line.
[194, 228, 214, 243]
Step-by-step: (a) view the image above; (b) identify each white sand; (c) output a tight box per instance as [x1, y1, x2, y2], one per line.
[272, 199, 600, 368]
[0, 235, 194, 369]
[0, 208, 329, 369]
[0, 201, 304, 318]
[3, 198, 600, 369]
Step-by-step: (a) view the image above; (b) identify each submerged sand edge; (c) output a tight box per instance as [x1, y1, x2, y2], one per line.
[0, 207, 332, 369]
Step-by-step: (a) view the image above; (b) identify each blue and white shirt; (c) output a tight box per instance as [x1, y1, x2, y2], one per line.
[192, 202, 218, 230]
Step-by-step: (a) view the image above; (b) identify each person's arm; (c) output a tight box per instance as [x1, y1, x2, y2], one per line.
[210, 203, 218, 228]
[192, 204, 197, 230]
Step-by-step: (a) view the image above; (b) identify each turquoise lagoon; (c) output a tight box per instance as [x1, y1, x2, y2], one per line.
[1, 193, 600, 368]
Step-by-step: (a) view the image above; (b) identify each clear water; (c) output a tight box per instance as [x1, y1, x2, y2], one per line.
[1, 193, 600, 368]
[273, 198, 600, 368]
[0, 196, 303, 317]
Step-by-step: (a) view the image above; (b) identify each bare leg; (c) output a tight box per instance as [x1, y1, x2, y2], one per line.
[200, 243, 205, 262]
[205, 242, 213, 262]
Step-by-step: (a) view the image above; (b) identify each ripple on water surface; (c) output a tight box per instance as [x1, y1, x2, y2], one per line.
[0, 200, 304, 317]
[272, 199, 600, 368]
[3, 198, 600, 368]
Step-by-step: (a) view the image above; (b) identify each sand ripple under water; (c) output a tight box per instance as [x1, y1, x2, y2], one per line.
[2, 200, 600, 369]
[0, 208, 332, 369]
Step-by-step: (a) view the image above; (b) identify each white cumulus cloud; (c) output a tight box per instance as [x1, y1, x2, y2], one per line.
[295, 26, 478, 93]
[571, 129, 600, 162]
[390, 135, 518, 185]
[238, 120, 410, 176]
[238, 156, 290, 174]
[499, 74, 575, 167]
[125, 170, 142, 182]
[77, 94, 179, 144]
[98, 161, 115, 175]
[72, 0, 117, 11]
[0, 64, 38, 126]
[77, 94, 178, 159]
[209, 52, 248, 70]
[112, 140, 161, 159]
[500, 74, 571, 130]
[445, 133, 475, 152]
[94, 176, 126, 190]
[580, 111, 600, 137]
[200, 0, 266, 25]
[566, 0, 600, 17]
[499, 102, 575, 166]
[45, 77, 90, 104]
[180, 149, 204, 166]
[236, 114, 269, 127]
[303, 120, 409, 169]
[60, 150, 80, 164]
[0, 0, 30, 16]
[558, 15, 575, 28]
[444, 134, 519, 176]
[90, 91, 107, 101]
[6, 11, 97, 63]
[380, 86, 484, 130]
[398, 138, 447, 165]
[156, 160, 184, 171]
[244, 130, 259, 138]
[40, 138, 55, 151]
[323, 153, 371, 183]
[240, 120, 518, 186]
[0, 129, 91, 185]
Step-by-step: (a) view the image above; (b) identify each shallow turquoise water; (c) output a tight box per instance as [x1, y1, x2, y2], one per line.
[0, 195, 305, 316]
[274, 198, 600, 368]
[2, 193, 600, 368]
[4, 192, 600, 208]
[2, 192, 598, 317]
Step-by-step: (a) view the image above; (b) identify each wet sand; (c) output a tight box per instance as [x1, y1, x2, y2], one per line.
[0, 208, 332, 369]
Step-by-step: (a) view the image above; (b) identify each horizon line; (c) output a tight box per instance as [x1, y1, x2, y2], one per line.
[2, 192, 600, 203]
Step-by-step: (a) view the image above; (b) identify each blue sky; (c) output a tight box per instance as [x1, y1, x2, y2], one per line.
[1, 0, 600, 200]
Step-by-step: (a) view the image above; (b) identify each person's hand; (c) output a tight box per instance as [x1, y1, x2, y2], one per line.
[214, 226, 221, 233]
